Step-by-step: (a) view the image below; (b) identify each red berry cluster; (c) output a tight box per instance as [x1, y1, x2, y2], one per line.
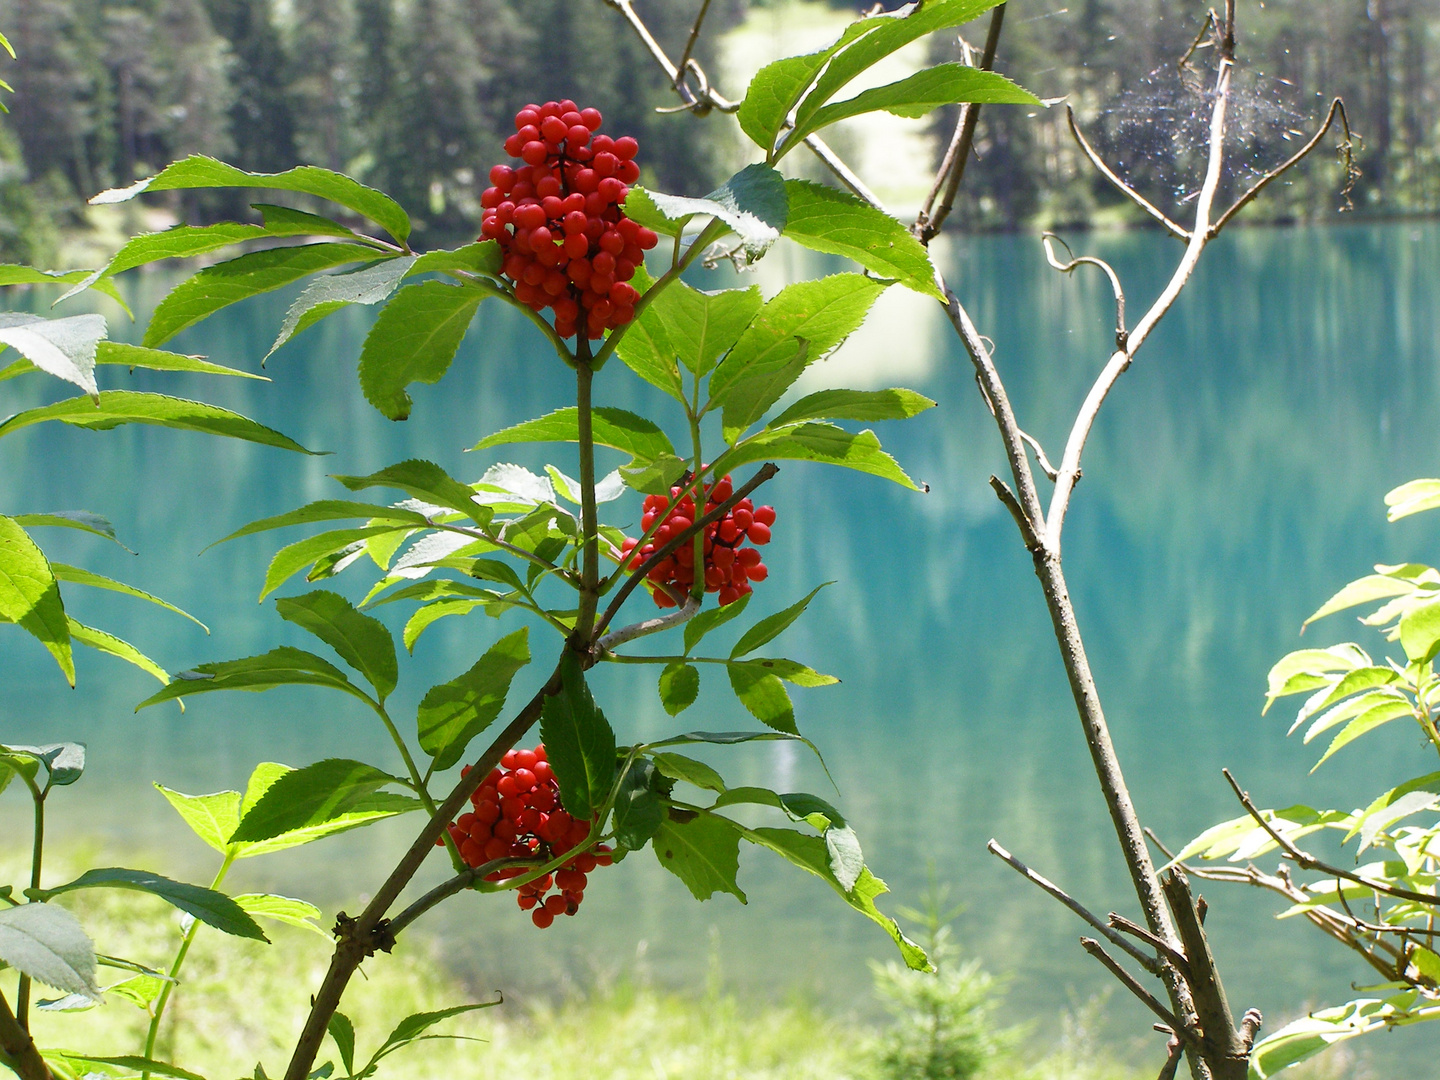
[443, 744, 614, 929]
[480, 101, 659, 340]
[620, 475, 776, 608]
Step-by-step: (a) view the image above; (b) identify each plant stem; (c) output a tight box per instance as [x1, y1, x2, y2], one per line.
[573, 337, 600, 643]
[0, 990, 49, 1080]
[141, 852, 236, 1078]
[15, 776, 45, 1028]
[370, 701, 463, 869]
[689, 412, 706, 601]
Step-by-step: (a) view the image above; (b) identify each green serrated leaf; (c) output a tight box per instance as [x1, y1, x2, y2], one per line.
[333, 459, 488, 521]
[54, 563, 207, 631]
[0, 515, 73, 684]
[234, 894, 326, 937]
[230, 759, 407, 844]
[43, 869, 267, 942]
[732, 584, 830, 657]
[652, 813, 746, 901]
[684, 591, 751, 654]
[612, 264, 685, 402]
[329, 1012, 356, 1077]
[780, 63, 1036, 158]
[1387, 479, 1440, 521]
[736, 15, 890, 154]
[212, 500, 433, 551]
[539, 653, 616, 822]
[43, 1052, 208, 1080]
[658, 661, 701, 716]
[782, 181, 943, 299]
[10, 512, 127, 549]
[145, 243, 376, 347]
[0, 391, 315, 454]
[471, 406, 676, 463]
[93, 155, 412, 243]
[651, 280, 764, 380]
[717, 423, 922, 490]
[624, 165, 788, 263]
[135, 646, 365, 711]
[651, 752, 725, 793]
[269, 256, 417, 358]
[612, 759, 665, 851]
[0, 312, 107, 398]
[67, 619, 169, 686]
[0, 903, 100, 1000]
[708, 274, 889, 439]
[789, 0, 1010, 154]
[97, 341, 267, 380]
[276, 590, 397, 701]
[727, 663, 796, 734]
[358, 281, 490, 420]
[417, 628, 530, 771]
[155, 785, 242, 854]
[228, 765, 419, 858]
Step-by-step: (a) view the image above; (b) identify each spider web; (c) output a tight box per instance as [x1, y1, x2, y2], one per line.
[1093, 59, 1326, 212]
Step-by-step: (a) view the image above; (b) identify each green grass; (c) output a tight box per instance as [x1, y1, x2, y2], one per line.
[3, 851, 1358, 1080]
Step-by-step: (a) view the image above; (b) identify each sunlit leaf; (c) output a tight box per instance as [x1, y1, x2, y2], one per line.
[42, 869, 266, 942]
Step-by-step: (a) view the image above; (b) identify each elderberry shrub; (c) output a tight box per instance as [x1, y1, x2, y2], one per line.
[620, 474, 776, 608]
[441, 744, 614, 929]
[480, 101, 659, 340]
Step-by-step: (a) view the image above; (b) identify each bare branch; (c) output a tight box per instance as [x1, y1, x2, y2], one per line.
[1162, 867, 1248, 1066]
[1018, 428, 1060, 481]
[1110, 912, 1192, 977]
[597, 595, 702, 652]
[0, 988, 53, 1080]
[1209, 99, 1355, 237]
[945, 294, 1050, 544]
[1041, 232, 1127, 349]
[915, 3, 1007, 241]
[1157, 1027, 1185, 1080]
[1046, 60, 1234, 550]
[1066, 106, 1191, 241]
[1081, 937, 1195, 1040]
[988, 840, 1160, 973]
[600, 0, 886, 209]
[988, 477, 1043, 552]
[1223, 769, 1440, 908]
[1239, 1009, 1263, 1051]
[675, 0, 714, 91]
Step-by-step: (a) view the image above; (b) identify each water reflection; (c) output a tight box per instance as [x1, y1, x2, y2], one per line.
[3, 223, 1438, 1066]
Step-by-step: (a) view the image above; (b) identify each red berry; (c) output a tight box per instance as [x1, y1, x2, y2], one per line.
[532, 908, 554, 929]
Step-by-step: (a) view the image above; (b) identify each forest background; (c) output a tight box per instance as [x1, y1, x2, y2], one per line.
[0, 0, 1434, 266]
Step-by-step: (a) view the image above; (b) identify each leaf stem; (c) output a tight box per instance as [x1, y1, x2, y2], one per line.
[367, 700, 462, 870]
[573, 338, 600, 644]
[590, 217, 727, 371]
[141, 850, 236, 1078]
[15, 773, 45, 1028]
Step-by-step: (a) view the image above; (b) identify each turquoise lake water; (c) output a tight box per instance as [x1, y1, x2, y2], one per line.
[3, 222, 1439, 1067]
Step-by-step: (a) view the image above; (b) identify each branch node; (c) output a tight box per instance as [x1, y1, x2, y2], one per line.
[989, 476, 1043, 553]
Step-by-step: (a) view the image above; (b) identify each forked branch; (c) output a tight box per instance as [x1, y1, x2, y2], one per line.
[1222, 769, 1440, 908]
[915, 3, 1007, 241]
[1066, 106, 1191, 241]
[1209, 98, 1356, 236]
[600, 0, 886, 210]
